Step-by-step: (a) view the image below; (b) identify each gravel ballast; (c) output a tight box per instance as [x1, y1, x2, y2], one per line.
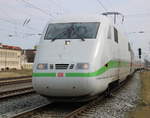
[0, 94, 49, 118]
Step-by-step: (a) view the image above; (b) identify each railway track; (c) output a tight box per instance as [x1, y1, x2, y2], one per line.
[10, 103, 49, 118]
[0, 86, 35, 99]
[0, 76, 32, 86]
[10, 75, 132, 118]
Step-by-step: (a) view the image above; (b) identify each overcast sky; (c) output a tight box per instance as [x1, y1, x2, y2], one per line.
[0, 0, 149, 59]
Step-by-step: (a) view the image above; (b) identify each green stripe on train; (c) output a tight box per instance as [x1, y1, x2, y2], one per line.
[32, 60, 129, 77]
[32, 73, 56, 77]
[65, 60, 119, 77]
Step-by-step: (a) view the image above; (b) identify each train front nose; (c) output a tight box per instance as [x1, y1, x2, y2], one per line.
[32, 76, 91, 97]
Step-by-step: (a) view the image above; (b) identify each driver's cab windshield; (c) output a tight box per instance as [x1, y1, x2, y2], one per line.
[44, 22, 100, 40]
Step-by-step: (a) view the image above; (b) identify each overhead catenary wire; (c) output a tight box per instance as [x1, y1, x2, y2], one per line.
[0, 17, 41, 37]
[46, 0, 66, 14]
[13, 0, 49, 23]
[107, 0, 114, 11]
[0, 26, 41, 37]
[96, 0, 108, 12]
[0, 0, 66, 34]
[125, 12, 150, 17]
[0, 15, 38, 33]
[0, 17, 40, 32]
[0, 1, 50, 38]
[0, 5, 41, 32]
[21, 0, 55, 18]
[0, 2, 42, 32]
[0, 18, 17, 25]
[17, 0, 64, 21]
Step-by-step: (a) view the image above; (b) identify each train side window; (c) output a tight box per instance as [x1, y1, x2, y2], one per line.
[114, 27, 118, 43]
[107, 26, 111, 39]
[128, 43, 131, 51]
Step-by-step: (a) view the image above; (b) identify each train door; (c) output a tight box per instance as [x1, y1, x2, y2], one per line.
[114, 27, 120, 80]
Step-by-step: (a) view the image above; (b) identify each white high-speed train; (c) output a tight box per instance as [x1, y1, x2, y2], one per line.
[32, 15, 135, 102]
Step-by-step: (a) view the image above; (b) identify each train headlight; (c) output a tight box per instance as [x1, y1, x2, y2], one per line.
[37, 63, 48, 70]
[76, 63, 89, 70]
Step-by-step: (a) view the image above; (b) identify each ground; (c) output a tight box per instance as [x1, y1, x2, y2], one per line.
[0, 70, 149, 117]
[127, 71, 150, 118]
[0, 70, 32, 78]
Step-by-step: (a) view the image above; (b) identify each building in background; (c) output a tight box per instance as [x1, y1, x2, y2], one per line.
[0, 43, 36, 71]
[0, 43, 22, 71]
[21, 49, 36, 69]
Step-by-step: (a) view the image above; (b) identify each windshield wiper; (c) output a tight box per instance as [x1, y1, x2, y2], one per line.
[51, 24, 85, 42]
[74, 32, 85, 41]
[51, 37, 57, 42]
[70, 26, 85, 41]
[51, 31, 65, 42]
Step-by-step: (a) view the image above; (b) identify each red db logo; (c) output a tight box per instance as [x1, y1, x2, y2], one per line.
[57, 73, 64, 77]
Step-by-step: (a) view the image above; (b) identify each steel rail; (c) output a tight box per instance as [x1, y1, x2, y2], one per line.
[10, 103, 49, 118]
[64, 96, 105, 118]
[0, 77, 32, 86]
[0, 86, 35, 99]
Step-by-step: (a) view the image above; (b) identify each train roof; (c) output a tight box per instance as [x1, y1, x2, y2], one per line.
[48, 15, 112, 24]
[46, 14, 125, 36]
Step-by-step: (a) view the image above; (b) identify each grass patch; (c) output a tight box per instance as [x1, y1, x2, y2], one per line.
[0, 70, 32, 78]
[127, 71, 150, 118]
